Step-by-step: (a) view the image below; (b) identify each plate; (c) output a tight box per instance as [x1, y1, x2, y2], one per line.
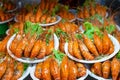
[6, 6, 18, 13]
[64, 35, 120, 64]
[30, 64, 89, 80]
[14, 15, 62, 27]
[6, 29, 10, 35]
[7, 33, 59, 63]
[18, 65, 31, 80]
[0, 17, 14, 24]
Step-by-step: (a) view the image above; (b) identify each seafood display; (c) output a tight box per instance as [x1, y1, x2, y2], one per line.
[0, 0, 120, 80]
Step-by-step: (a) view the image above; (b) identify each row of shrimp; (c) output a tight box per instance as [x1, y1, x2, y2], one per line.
[16, 0, 57, 23]
[77, 3, 107, 19]
[67, 31, 114, 60]
[57, 5, 75, 22]
[54, 22, 79, 52]
[0, 8, 14, 21]
[1, 0, 15, 11]
[9, 26, 54, 58]
[34, 56, 86, 80]
[0, 55, 24, 80]
[91, 57, 120, 80]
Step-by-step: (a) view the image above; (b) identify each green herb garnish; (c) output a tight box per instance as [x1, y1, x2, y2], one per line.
[53, 49, 65, 62]
[45, 29, 52, 45]
[23, 63, 29, 71]
[105, 24, 116, 34]
[75, 33, 82, 39]
[116, 51, 120, 59]
[13, 28, 19, 34]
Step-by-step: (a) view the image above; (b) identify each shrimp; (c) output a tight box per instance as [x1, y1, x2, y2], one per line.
[24, 34, 37, 57]
[84, 7, 90, 18]
[0, 35, 10, 52]
[94, 33, 102, 54]
[72, 36, 83, 59]
[91, 66, 96, 74]
[102, 31, 110, 54]
[1, 57, 14, 80]
[102, 60, 110, 79]
[60, 56, 69, 80]
[111, 57, 120, 80]
[35, 62, 43, 79]
[59, 36, 65, 53]
[78, 40, 94, 60]
[35, 8, 42, 22]
[41, 58, 51, 80]
[46, 39, 54, 56]
[76, 63, 86, 77]
[93, 62, 102, 76]
[68, 60, 78, 80]
[40, 14, 47, 23]
[68, 38, 74, 56]
[83, 35, 99, 57]
[0, 60, 7, 79]
[37, 40, 46, 59]
[90, 4, 96, 16]
[107, 39, 114, 55]
[11, 62, 24, 80]
[15, 35, 28, 58]
[50, 58, 60, 80]
[30, 40, 41, 58]
[10, 33, 22, 54]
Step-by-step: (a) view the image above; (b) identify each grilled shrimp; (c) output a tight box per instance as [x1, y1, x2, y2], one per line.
[59, 36, 65, 53]
[107, 39, 114, 55]
[1, 57, 14, 80]
[11, 62, 24, 80]
[37, 40, 47, 59]
[10, 33, 22, 55]
[68, 60, 78, 80]
[0, 60, 7, 79]
[111, 57, 120, 80]
[84, 7, 90, 18]
[50, 58, 60, 80]
[41, 58, 51, 80]
[93, 62, 102, 76]
[94, 33, 102, 54]
[35, 63, 43, 79]
[78, 40, 94, 60]
[15, 35, 28, 58]
[102, 60, 111, 79]
[46, 40, 54, 56]
[24, 34, 37, 57]
[68, 38, 74, 56]
[30, 40, 41, 58]
[102, 31, 110, 54]
[72, 36, 83, 59]
[60, 56, 69, 80]
[76, 63, 86, 77]
[83, 35, 99, 57]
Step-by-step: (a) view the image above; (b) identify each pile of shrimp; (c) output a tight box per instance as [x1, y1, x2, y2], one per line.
[57, 5, 75, 21]
[0, 55, 24, 80]
[1, 0, 16, 11]
[91, 57, 120, 80]
[34, 56, 86, 80]
[77, 3, 107, 19]
[16, 0, 58, 23]
[0, 8, 14, 21]
[67, 31, 114, 60]
[9, 22, 54, 58]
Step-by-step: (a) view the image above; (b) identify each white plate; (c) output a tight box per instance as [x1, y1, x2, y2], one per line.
[14, 15, 61, 27]
[7, 33, 59, 63]
[18, 65, 31, 80]
[86, 64, 112, 80]
[64, 35, 120, 64]
[30, 64, 89, 80]
[116, 25, 120, 31]
[0, 17, 14, 24]
[6, 6, 18, 13]
[6, 29, 10, 35]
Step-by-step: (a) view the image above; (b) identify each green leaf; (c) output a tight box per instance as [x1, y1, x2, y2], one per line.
[45, 29, 52, 45]
[105, 24, 115, 34]
[116, 51, 120, 59]
[23, 63, 29, 71]
[75, 33, 82, 39]
[64, 5, 69, 11]
[13, 28, 19, 34]
[53, 49, 65, 62]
